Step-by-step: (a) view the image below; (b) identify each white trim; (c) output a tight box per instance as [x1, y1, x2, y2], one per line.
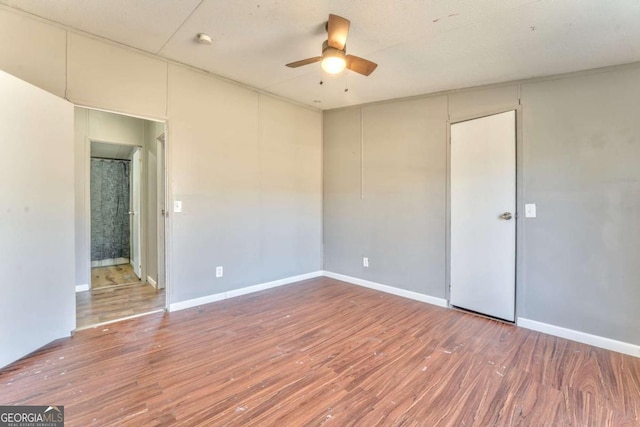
[147, 276, 157, 288]
[169, 292, 226, 312]
[225, 271, 322, 298]
[322, 271, 448, 308]
[91, 257, 129, 268]
[169, 271, 324, 312]
[518, 317, 640, 358]
[75, 284, 90, 293]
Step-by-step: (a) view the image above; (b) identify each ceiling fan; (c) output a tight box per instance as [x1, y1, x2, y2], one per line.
[286, 14, 377, 76]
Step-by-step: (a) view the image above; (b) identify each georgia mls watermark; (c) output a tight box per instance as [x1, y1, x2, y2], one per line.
[0, 406, 64, 427]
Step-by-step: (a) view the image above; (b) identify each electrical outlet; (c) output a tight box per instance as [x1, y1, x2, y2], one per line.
[363, 257, 369, 268]
[216, 266, 223, 278]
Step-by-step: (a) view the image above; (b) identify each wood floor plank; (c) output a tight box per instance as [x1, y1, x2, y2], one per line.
[76, 282, 165, 329]
[1, 277, 639, 426]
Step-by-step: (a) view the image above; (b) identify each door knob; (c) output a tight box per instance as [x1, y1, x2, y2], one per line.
[500, 212, 513, 220]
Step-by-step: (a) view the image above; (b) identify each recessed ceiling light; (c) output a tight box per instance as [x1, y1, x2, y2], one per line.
[196, 33, 212, 45]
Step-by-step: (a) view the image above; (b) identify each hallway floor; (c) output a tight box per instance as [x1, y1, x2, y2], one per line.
[91, 263, 140, 289]
[76, 283, 165, 329]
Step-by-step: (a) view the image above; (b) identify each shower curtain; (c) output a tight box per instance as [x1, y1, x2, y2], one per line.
[91, 158, 131, 263]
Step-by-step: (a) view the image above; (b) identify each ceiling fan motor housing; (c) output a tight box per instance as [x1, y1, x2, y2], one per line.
[322, 40, 345, 57]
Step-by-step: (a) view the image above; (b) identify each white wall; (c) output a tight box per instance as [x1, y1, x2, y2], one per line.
[0, 10, 66, 97]
[67, 33, 167, 119]
[0, 6, 323, 308]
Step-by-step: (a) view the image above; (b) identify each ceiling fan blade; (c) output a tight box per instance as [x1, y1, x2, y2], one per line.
[327, 14, 350, 50]
[346, 55, 378, 76]
[286, 57, 322, 68]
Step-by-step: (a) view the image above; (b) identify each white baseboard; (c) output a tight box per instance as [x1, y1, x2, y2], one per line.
[147, 276, 157, 288]
[166, 269, 639, 358]
[322, 271, 448, 308]
[169, 271, 324, 312]
[91, 257, 129, 268]
[225, 272, 322, 298]
[518, 317, 640, 358]
[75, 284, 90, 293]
[169, 292, 226, 312]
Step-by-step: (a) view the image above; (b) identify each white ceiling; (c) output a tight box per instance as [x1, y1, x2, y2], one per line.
[2, 0, 640, 109]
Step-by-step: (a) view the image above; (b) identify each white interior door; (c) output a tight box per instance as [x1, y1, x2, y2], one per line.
[0, 70, 75, 368]
[450, 110, 516, 321]
[157, 134, 166, 290]
[131, 147, 142, 278]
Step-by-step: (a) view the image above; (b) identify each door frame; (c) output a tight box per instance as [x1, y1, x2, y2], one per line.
[130, 146, 143, 278]
[85, 138, 144, 284]
[445, 105, 524, 321]
[156, 133, 167, 290]
[80, 105, 171, 312]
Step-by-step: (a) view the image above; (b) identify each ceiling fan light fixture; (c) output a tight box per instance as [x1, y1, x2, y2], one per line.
[321, 49, 346, 74]
[286, 14, 377, 77]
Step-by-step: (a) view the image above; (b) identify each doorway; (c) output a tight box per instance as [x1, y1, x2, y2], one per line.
[449, 110, 516, 321]
[76, 108, 167, 329]
[89, 144, 139, 287]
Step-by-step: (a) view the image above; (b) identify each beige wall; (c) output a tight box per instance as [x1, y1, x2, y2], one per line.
[0, 6, 323, 304]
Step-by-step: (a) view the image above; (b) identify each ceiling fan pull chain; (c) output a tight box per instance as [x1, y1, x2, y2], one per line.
[344, 72, 349, 92]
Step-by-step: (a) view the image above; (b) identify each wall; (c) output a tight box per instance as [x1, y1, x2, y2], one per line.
[168, 66, 322, 301]
[324, 66, 640, 347]
[520, 68, 640, 343]
[0, 6, 323, 309]
[324, 97, 448, 297]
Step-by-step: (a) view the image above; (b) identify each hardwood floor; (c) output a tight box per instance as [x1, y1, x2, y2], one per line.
[91, 264, 140, 289]
[76, 283, 165, 329]
[2, 277, 639, 426]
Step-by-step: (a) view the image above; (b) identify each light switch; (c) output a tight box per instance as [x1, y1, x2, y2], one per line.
[174, 201, 182, 213]
[525, 203, 536, 218]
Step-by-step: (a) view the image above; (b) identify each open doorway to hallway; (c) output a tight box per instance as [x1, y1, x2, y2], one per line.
[75, 107, 167, 329]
